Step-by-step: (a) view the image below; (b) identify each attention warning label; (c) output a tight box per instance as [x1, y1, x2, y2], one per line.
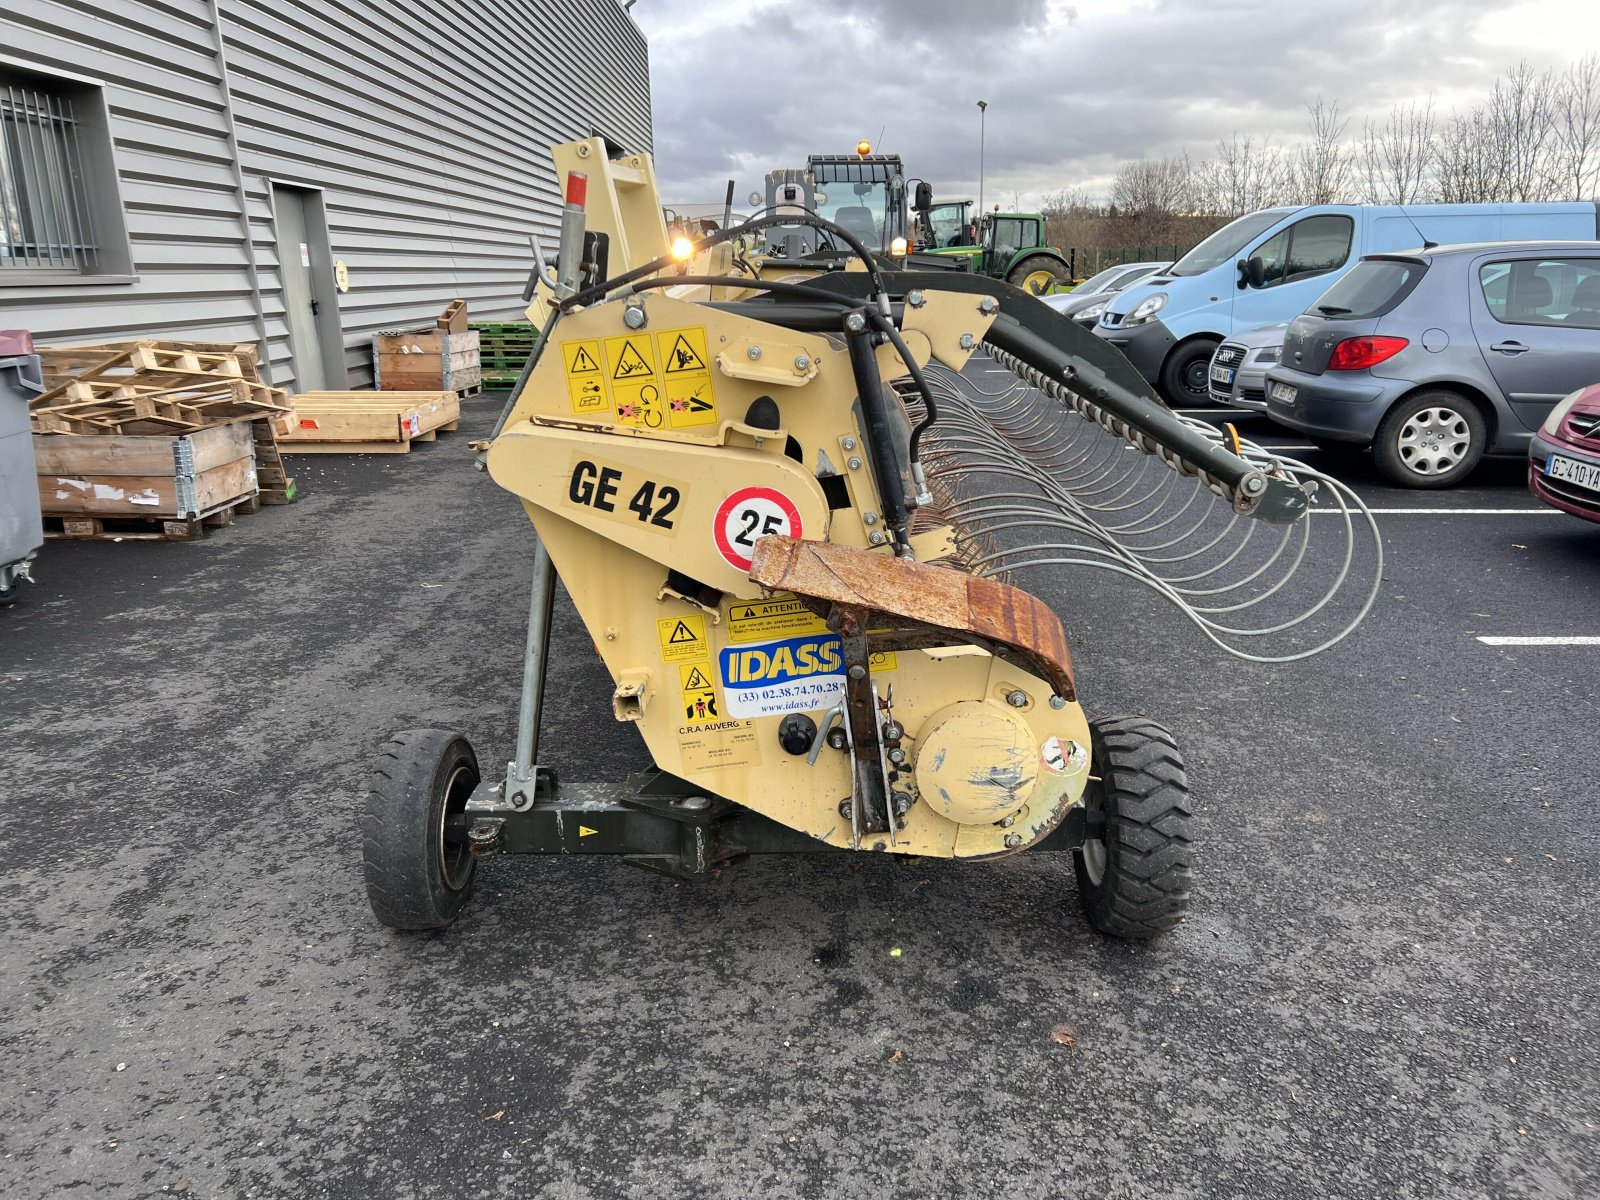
[727, 596, 829, 643]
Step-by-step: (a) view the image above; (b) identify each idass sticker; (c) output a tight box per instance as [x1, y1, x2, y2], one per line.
[718, 633, 845, 719]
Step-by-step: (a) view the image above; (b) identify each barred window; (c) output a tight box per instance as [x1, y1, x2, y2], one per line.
[0, 81, 100, 272]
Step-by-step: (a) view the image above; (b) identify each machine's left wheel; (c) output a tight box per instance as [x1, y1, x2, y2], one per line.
[363, 728, 480, 931]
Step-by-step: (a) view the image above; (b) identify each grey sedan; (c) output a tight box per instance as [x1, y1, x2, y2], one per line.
[1262, 241, 1600, 487]
[1044, 261, 1171, 327]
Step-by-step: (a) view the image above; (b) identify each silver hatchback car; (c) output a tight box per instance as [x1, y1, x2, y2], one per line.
[1262, 241, 1600, 487]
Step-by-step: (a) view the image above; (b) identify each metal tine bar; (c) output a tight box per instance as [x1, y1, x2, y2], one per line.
[907, 342, 1382, 661]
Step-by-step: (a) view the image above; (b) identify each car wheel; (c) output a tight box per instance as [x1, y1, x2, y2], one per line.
[1372, 391, 1487, 488]
[1158, 339, 1220, 406]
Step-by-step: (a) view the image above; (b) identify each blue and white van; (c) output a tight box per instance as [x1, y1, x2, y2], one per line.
[1093, 202, 1600, 404]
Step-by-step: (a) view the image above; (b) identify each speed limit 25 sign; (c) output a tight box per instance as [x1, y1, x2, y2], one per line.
[712, 487, 802, 571]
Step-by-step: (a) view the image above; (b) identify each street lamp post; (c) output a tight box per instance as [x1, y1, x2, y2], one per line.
[977, 100, 988, 218]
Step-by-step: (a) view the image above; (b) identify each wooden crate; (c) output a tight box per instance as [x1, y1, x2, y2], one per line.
[279, 391, 460, 454]
[373, 329, 481, 396]
[35, 422, 260, 535]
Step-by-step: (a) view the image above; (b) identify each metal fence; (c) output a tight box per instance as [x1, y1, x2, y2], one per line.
[1065, 244, 1190, 278]
[0, 83, 98, 272]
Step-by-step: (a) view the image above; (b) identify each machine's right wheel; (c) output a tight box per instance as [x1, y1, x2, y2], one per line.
[1074, 714, 1193, 938]
[363, 728, 480, 931]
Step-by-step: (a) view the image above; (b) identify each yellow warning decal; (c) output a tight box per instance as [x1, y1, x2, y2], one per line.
[578, 825, 599, 838]
[679, 662, 723, 725]
[560, 327, 719, 431]
[869, 650, 898, 672]
[604, 334, 663, 429]
[563, 339, 608, 415]
[727, 595, 829, 643]
[657, 613, 709, 664]
[657, 327, 718, 430]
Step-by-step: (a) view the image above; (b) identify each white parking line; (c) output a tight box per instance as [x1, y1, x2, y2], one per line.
[1176, 408, 1255, 416]
[1312, 507, 1557, 515]
[1477, 636, 1600, 646]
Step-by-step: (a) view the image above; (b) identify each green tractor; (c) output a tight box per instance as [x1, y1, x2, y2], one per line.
[914, 198, 1073, 294]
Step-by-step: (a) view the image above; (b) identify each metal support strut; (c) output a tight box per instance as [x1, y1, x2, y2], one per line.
[507, 536, 557, 809]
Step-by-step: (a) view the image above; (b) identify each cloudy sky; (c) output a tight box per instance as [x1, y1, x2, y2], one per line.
[630, 0, 1599, 208]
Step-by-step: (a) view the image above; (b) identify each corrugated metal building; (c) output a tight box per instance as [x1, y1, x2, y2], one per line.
[0, 0, 651, 390]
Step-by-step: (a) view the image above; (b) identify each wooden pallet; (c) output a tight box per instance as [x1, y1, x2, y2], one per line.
[279, 390, 461, 454]
[32, 339, 288, 434]
[471, 321, 537, 388]
[248, 418, 297, 504]
[44, 493, 262, 542]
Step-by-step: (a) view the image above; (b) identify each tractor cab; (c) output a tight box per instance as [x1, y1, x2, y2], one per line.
[920, 199, 977, 249]
[804, 148, 908, 253]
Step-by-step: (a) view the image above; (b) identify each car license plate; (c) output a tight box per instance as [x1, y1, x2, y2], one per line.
[1547, 453, 1600, 494]
[1209, 364, 1236, 386]
[1269, 381, 1297, 405]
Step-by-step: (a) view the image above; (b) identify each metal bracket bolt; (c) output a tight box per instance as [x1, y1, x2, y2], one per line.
[844, 312, 867, 334]
[998, 815, 1015, 828]
[1004, 833, 1022, 849]
[978, 297, 999, 315]
[1049, 694, 1067, 710]
[622, 304, 647, 330]
[794, 354, 811, 371]
[841, 436, 857, 451]
[848, 456, 863, 470]
[959, 333, 975, 350]
[848, 664, 867, 680]
[887, 748, 907, 766]
[862, 512, 878, 526]
[907, 289, 926, 308]
[1005, 689, 1029, 708]
[747, 345, 763, 360]
[868, 531, 886, 546]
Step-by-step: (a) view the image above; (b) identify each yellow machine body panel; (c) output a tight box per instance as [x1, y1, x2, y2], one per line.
[489, 288, 1090, 858]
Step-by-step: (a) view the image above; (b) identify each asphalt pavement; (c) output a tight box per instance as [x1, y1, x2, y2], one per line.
[2, 385, 1597, 1200]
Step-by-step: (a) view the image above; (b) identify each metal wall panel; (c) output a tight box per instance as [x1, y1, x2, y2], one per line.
[0, 0, 261, 348]
[222, 0, 652, 388]
[0, 0, 652, 390]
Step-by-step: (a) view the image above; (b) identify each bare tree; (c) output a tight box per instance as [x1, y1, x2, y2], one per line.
[1192, 133, 1290, 217]
[1291, 96, 1353, 204]
[1108, 155, 1195, 251]
[1486, 60, 1559, 201]
[1436, 105, 1505, 203]
[1359, 99, 1436, 203]
[1551, 53, 1600, 200]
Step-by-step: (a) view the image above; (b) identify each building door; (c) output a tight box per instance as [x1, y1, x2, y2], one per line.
[272, 184, 341, 392]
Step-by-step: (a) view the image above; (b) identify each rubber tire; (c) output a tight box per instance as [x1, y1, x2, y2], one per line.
[1074, 714, 1193, 938]
[1371, 390, 1487, 489]
[1008, 255, 1070, 295]
[1158, 339, 1221, 406]
[363, 728, 480, 931]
